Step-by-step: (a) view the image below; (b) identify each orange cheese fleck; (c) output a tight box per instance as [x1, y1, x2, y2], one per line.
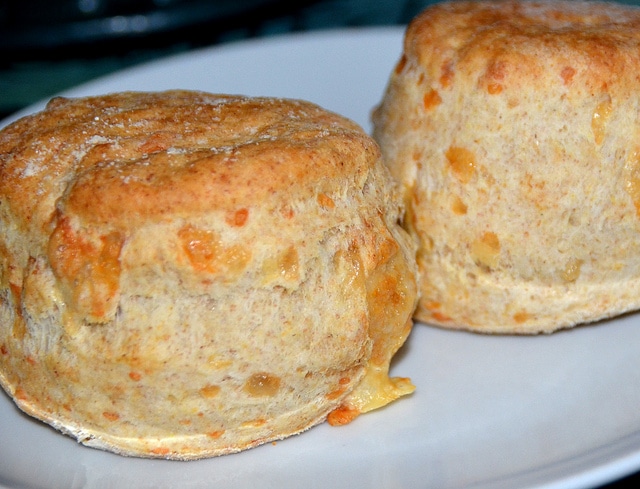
[471, 231, 501, 269]
[394, 54, 407, 75]
[561, 257, 583, 283]
[178, 224, 250, 278]
[14, 388, 28, 401]
[513, 311, 531, 324]
[487, 83, 503, 94]
[102, 411, 120, 421]
[327, 405, 360, 426]
[431, 311, 453, 322]
[151, 447, 170, 456]
[244, 372, 281, 397]
[225, 208, 249, 227]
[445, 147, 476, 184]
[260, 246, 299, 284]
[48, 216, 123, 322]
[317, 193, 336, 209]
[561, 66, 576, 85]
[128, 371, 142, 381]
[199, 384, 221, 398]
[423, 89, 442, 110]
[440, 60, 455, 87]
[592, 96, 612, 146]
[451, 195, 468, 215]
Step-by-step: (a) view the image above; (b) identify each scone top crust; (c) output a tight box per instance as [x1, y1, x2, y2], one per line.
[404, 0, 640, 96]
[0, 90, 372, 232]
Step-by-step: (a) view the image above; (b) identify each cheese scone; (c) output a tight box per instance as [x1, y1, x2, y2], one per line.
[373, 0, 640, 334]
[0, 90, 418, 459]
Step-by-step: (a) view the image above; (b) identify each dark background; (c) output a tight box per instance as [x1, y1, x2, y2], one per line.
[1, 0, 433, 119]
[1, 1, 640, 487]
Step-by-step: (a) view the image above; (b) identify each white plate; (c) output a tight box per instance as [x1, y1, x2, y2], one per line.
[2, 27, 640, 489]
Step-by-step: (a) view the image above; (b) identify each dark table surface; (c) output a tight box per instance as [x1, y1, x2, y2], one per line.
[2, 1, 640, 487]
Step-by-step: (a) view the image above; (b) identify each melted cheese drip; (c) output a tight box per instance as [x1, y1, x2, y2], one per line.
[330, 243, 416, 423]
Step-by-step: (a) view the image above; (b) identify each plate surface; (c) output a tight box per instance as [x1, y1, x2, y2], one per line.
[2, 27, 640, 489]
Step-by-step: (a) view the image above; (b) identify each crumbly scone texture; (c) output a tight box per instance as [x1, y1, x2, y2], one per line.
[373, 0, 640, 334]
[0, 90, 418, 459]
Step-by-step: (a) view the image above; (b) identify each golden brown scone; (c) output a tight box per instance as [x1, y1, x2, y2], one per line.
[373, 0, 640, 334]
[0, 90, 417, 459]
